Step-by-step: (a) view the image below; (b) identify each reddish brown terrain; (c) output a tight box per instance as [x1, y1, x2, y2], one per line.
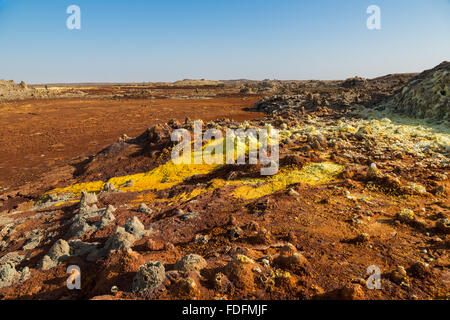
[0, 94, 263, 188]
[0, 64, 448, 300]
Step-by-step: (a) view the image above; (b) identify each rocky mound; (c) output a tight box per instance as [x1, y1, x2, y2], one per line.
[378, 61, 449, 121]
[0, 80, 32, 101]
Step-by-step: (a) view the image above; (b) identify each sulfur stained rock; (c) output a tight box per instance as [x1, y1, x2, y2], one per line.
[390, 266, 409, 285]
[170, 276, 200, 299]
[194, 234, 210, 245]
[93, 249, 145, 295]
[397, 209, 415, 223]
[273, 269, 296, 290]
[404, 183, 427, 196]
[366, 163, 379, 180]
[174, 254, 207, 273]
[224, 254, 258, 292]
[249, 227, 272, 245]
[335, 284, 366, 300]
[213, 272, 234, 295]
[273, 243, 309, 274]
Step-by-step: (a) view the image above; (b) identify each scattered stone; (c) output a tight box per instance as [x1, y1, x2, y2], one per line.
[249, 227, 272, 245]
[103, 183, 116, 192]
[324, 283, 366, 300]
[366, 163, 379, 180]
[66, 216, 96, 239]
[132, 261, 165, 292]
[431, 172, 448, 181]
[397, 209, 415, 223]
[228, 216, 237, 226]
[194, 234, 210, 245]
[68, 203, 117, 238]
[78, 203, 100, 218]
[174, 254, 207, 273]
[247, 221, 260, 232]
[48, 239, 70, 261]
[37, 239, 70, 270]
[137, 203, 153, 214]
[273, 243, 309, 273]
[0, 252, 24, 266]
[307, 134, 327, 150]
[69, 240, 100, 257]
[37, 255, 56, 270]
[169, 275, 199, 299]
[261, 258, 270, 268]
[19, 267, 31, 282]
[23, 229, 43, 250]
[102, 227, 137, 252]
[224, 254, 257, 291]
[0, 263, 20, 289]
[97, 205, 116, 229]
[390, 266, 409, 285]
[124, 216, 146, 239]
[179, 211, 200, 221]
[405, 183, 427, 196]
[80, 190, 98, 206]
[164, 242, 176, 251]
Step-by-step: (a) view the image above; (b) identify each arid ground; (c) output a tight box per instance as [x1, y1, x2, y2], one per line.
[0, 63, 448, 300]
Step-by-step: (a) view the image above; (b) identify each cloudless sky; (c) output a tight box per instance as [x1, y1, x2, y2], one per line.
[0, 0, 449, 83]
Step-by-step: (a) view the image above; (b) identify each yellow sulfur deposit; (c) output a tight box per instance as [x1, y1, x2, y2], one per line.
[231, 162, 343, 200]
[162, 162, 344, 202]
[45, 136, 260, 197]
[48, 181, 106, 196]
[47, 141, 224, 197]
[47, 160, 343, 204]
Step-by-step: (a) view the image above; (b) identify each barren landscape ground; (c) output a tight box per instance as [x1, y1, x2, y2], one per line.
[0, 94, 263, 188]
[0, 63, 448, 300]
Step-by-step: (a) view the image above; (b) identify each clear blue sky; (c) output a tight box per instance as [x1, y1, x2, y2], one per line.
[0, 0, 449, 83]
